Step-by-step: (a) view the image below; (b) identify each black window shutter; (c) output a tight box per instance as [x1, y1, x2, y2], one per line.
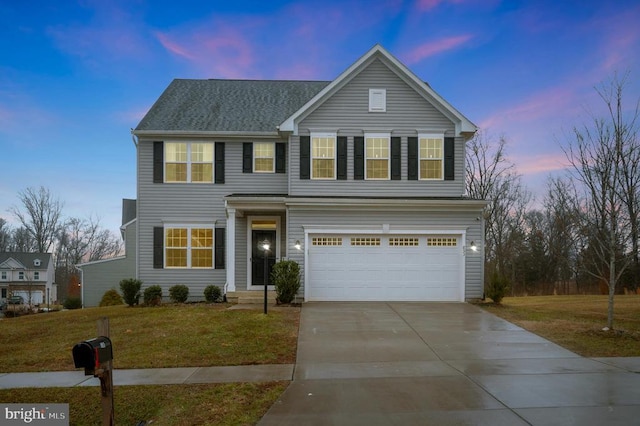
[354, 136, 364, 180]
[300, 136, 310, 180]
[444, 137, 455, 181]
[275, 143, 286, 173]
[391, 137, 401, 180]
[337, 136, 347, 180]
[408, 137, 418, 180]
[153, 141, 164, 183]
[243, 143, 253, 173]
[153, 227, 164, 269]
[215, 142, 225, 184]
[215, 228, 225, 269]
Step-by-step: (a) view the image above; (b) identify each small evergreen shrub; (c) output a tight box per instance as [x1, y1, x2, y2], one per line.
[169, 284, 189, 303]
[204, 285, 222, 303]
[272, 260, 301, 304]
[486, 270, 509, 304]
[99, 289, 124, 307]
[63, 297, 82, 310]
[143, 285, 163, 306]
[120, 278, 142, 306]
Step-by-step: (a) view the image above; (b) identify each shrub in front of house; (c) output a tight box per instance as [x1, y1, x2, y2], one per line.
[204, 285, 222, 303]
[120, 278, 142, 306]
[272, 260, 301, 304]
[169, 284, 189, 303]
[486, 270, 509, 304]
[99, 289, 124, 307]
[143, 285, 163, 306]
[63, 297, 82, 310]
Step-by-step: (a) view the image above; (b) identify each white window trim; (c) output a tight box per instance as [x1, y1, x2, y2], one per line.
[164, 224, 215, 269]
[369, 88, 386, 112]
[310, 132, 337, 180]
[253, 142, 275, 173]
[418, 133, 444, 180]
[33, 271, 40, 280]
[365, 133, 391, 180]
[164, 142, 215, 183]
[1, 271, 7, 280]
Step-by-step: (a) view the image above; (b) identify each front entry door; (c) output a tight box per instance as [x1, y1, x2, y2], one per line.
[252, 229, 276, 286]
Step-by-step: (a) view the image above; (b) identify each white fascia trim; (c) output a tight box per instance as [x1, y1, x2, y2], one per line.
[76, 256, 127, 268]
[303, 226, 467, 235]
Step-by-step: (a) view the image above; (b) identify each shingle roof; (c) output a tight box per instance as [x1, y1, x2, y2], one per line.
[0, 252, 51, 270]
[135, 79, 330, 133]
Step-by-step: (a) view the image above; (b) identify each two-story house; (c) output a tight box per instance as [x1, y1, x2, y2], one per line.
[129, 44, 485, 303]
[0, 252, 56, 306]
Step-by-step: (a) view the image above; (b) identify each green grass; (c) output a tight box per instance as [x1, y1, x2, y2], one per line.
[0, 304, 298, 425]
[0, 382, 288, 425]
[480, 295, 640, 357]
[0, 304, 300, 372]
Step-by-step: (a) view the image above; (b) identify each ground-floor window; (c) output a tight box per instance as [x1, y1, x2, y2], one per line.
[165, 226, 214, 268]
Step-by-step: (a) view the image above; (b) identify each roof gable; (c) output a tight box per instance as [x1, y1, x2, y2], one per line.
[279, 44, 477, 137]
[0, 257, 25, 269]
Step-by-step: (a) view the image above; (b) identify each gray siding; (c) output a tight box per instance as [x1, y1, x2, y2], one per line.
[290, 58, 465, 197]
[137, 139, 287, 297]
[287, 207, 484, 300]
[81, 221, 137, 307]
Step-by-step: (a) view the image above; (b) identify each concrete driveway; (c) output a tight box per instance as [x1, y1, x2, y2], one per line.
[259, 302, 640, 425]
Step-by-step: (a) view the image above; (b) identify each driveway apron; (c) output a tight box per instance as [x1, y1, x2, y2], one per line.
[258, 302, 640, 425]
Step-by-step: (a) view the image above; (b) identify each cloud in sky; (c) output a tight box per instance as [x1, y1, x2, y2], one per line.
[401, 35, 474, 64]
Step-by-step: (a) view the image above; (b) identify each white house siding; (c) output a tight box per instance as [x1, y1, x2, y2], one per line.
[137, 139, 288, 298]
[80, 220, 137, 307]
[287, 206, 484, 301]
[290, 58, 466, 197]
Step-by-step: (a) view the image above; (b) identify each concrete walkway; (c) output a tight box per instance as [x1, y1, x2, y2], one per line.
[258, 302, 640, 426]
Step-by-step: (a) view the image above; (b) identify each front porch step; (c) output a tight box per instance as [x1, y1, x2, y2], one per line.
[226, 291, 277, 304]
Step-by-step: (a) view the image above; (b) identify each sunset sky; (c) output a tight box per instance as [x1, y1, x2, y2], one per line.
[1, 0, 639, 235]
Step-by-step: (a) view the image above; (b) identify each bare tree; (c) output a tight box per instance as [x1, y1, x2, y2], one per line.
[9, 186, 63, 253]
[466, 131, 531, 285]
[0, 218, 11, 252]
[10, 227, 36, 252]
[564, 73, 639, 329]
[543, 176, 582, 293]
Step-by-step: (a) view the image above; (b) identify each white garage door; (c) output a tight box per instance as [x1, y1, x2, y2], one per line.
[307, 234, 463, 302]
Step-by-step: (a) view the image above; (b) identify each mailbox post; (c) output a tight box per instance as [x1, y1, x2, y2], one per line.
[72, 317, 114, 426]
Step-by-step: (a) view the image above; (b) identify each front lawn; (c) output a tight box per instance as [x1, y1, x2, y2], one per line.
[480, 295, 640, 357]
[0, 304, 300, 372]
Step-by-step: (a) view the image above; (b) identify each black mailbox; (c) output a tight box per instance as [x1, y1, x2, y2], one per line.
[72, 336, 113, 375]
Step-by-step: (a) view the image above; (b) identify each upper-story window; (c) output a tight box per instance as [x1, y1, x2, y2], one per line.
[34, 271, 40, 280]
[419, 134, 444, 180]
[311, 133, 336, 179]
[369, 89, 386, 112]
[165, 225, 214, 268]
[1, 271, 7, 280]
[254, 143, 275, 173]
[365, 133, 390, 180]
[18, 271, 24, 280]
[165, 142, 214, 183]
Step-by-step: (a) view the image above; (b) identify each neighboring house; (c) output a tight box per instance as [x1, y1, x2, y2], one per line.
[0, 252, 56, 306]
[128, 44, 486, 303]
[76, 199, 137, 307]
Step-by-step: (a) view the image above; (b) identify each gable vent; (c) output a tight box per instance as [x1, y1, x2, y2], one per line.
[34, 259, 41, 267]
[369, 89, 386, 112]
